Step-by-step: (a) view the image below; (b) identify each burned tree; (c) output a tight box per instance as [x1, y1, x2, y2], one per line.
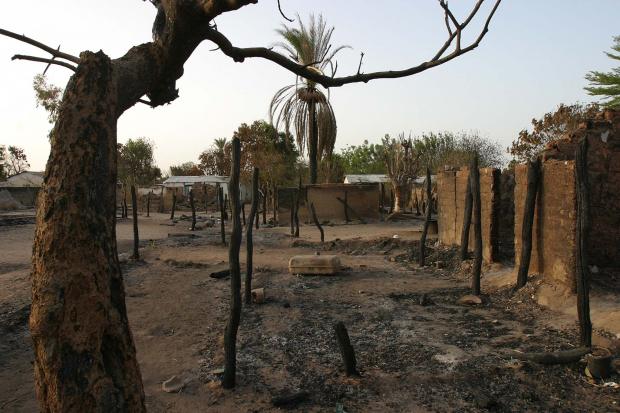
[189, 188, 197, 231]
[0, 1, 502, 408]
[310, 202, 325, 243]
[146, 190, 151, 217]
[131, 185, 140, 260]
[515, 158, 541, 289]
[470, 156, 482, 295]
[419, 168, 432, 266]
[245, 167, 260, 305]
[460, 172, 473, 260]
[219, 186, 226, 245]
[223, 137, 242, 388]
[170, 191, 177, 220]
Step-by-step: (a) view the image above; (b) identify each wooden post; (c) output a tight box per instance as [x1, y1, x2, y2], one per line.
[273, 184, 277, 225]
[460, 169, 473, 261]
[290, 191, 295, 236]
[310, 202, 324, 243]
[336, 197, 367, 224]
[122, 186, 128, 218]
[334, 322, 358, 376]
[242, 202, 246, 227]
[170, 191, 177, 220]
[223, 137, 242, 389]
[389, 189, 394, 214]
[419, 168, 432, 267]
[516, 158, 541, 289]
[204, 183, 208, 214]
[470, 157, 482, 296]
[159, 186, 164, 213]
[130, 185, 140, 260]
[189, 189, 196, 231]
[245, 167, 259, 305]
[262, 185, 267, 225]
[575, 138, 592, 347]
[219, 187, 226, 245]
[294, 177, 301, 237]
[146, 191, 151, 218]
[380, 183, 385, 213]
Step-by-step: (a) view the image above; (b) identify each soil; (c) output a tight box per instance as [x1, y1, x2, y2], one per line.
[1, 211, 619, 412]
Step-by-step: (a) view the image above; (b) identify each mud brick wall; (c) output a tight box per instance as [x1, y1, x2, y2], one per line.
[497, 171, 515, 261]
[514, 160, 577, 289]
[437, 170, 457, 245]
[277, 187, 308, 226]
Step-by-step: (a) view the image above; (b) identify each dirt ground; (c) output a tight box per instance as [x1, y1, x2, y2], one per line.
[1, 211, 619, 412]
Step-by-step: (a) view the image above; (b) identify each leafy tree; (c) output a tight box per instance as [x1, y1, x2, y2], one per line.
[269, 14, 349, 184]
[1, 145, 30, 176]
[339, 140, 386, 174]
[0, 145, 6, 180]
[169, 162, 203, 176]
[318, 153, 346, 183]
[118, 138, 161, 186]
[508, 103, 601, 163]
[33, 74, 63, 141]
[585, 36, 620, 108]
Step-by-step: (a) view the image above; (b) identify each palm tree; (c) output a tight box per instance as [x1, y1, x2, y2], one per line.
[269, 14, 349, 184]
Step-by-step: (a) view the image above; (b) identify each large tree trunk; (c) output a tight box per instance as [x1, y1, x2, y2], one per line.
[392, 183, 405, 213]
[308, 101, 318, 184]
[30, 51, 145, 412]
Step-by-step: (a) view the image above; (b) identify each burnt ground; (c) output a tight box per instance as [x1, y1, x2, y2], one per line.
[0, 213, 619, 412]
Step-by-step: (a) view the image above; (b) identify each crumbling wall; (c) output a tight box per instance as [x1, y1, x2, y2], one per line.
[277, 187, 308, 226]
[437, 170, 457, 245]
[307, 184, 380, 224]
[497, 170, 515, 261]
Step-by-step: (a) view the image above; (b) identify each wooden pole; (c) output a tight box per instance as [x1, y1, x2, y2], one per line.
[470, 157, 482, 296]
[242, 202, 246, 227]
[170, 191, 177, 220]
[189, 189, 196, 231]
[130, 185, 139, 260]
[290, 191, 295, 236]
[575, 138, 592, 347]
[294, 177, 301, 237]
[223, 137, 242, 389]
[336, 197, 367, 224]
[516, 158, 541, 289]
[309, 202, 325, 243]
[334, 322, 358, 376]
[389, 189, 394, 214]
[262, 185, 267, 225]
[219, 187, 226, 245]
[245, 167, 259, 305]
[460, 168, 473, 261]
[146, 191, 151, 218]
[419, 168, 432, 267]
[273, 184, 277, 225]
[204, 183, 208, 214]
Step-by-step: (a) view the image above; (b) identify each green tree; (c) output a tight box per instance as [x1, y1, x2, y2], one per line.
[32, 74, 63, 141]
[169, 162, 203, 176]
[585, 36, 620, 108]
[339, 140, 386, 174]
[0, 145, 6, 180]
[269, 14, 349, 184]
[1, 145, 30, 176]
[118, 138, 162, 185]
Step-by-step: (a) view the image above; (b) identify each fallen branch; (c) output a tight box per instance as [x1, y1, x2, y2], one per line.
[509, 347, 591, 365]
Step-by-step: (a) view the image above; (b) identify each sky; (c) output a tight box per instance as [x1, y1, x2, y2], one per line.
[0, 1, 618, 173]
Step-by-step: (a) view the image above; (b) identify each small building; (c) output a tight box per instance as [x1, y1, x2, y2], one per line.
[0, 171, 44, 207]
[344, 174, 390, 184]
[161, 175, 251, 210]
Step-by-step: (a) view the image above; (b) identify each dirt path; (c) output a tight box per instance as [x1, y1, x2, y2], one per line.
[0, 214, 619, 412]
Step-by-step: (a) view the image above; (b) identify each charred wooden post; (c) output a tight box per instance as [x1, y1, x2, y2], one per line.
[131, 185, 140, 260]
[189, 189, 197, 231]
[219, 187, 226, 245]
[242, 202, 246, 227]
[290, 191, 295, 236]
[262, 185, 267, 225]
[515, 158, 541, 289]
[146, 191, 151, 217]
[343, 190, 350, 222]
[294, 177, 301, 237]
[310, 202, 325, 243]
[223, 137, 242, 389]
[273, 185, 278, 224]
[170, 191, 177, 220]
[389, 189, 394, 214]
[245, 167, 259, 305]
[470, 157, 482, 296]
[460, 171, 473, 260]
[255, 199, 260, 230]
[380, 183, 385, 213]
[575, 138, 592, 347]
[334, 321, 358, 376]
[122, 186, 128, 218]
[419, 168, 432, 267]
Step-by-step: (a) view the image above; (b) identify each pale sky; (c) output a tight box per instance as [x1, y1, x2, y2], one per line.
[0, 1, 618, 172]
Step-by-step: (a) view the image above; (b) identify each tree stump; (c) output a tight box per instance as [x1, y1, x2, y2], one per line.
[334, 321, 358, 376]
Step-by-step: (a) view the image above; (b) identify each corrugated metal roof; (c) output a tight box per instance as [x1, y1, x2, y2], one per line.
[162, 175, 229, 187]
[0, 171, 44, 188]
[344, 174, 390, 184]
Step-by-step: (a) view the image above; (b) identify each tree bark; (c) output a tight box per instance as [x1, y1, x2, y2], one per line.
[470, 157, 482, 296]
[245, 167, 259, 305]
[131, 185, 140, 260]
[419, 168, 432, 267]
[170, 191, 177, 220]
[30, 51, 145, 413]
[516, 158, 541, 290]
[334, 322, 358, 376]
[189, 188, 196, 231]
[308, 100, 318, 184]
[575, 138, 592, 347]
[310, 202, 325, 243]
[460, 171, 473, 261]
[223, 137, 242, 389]
[219, 187, 226, 245]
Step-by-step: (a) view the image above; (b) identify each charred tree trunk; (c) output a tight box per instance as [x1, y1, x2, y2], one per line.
[343, 190, 350, 222]
[223, 137, 242, 389]
[308, 101, 318, 184]
[460, 172, 473, 261]
[334, 322, 358, 376]
[131, 185, 140, 260]
[516, 158, 541, 290]
[470, 157, 482, 296]
[262, 185, 267, 225]
[146, 191, 151, 218]
[242, 202, 246, 227]
[245, 167, 259, 305]
[389, 188, 395, 214]
[204, 183, 208, 214]
[30, 52, 145, 412]
[575, 139, 592, 347]
[290, 192, 295, 236]
[170, 191, 177, 220]
[294, 177, 301, 237]
[122, 187, 128, 218]
[310, 202, 325, 243]
[189, 189, 196, 231]
[273, 185, 277, 225]
[219, 187, 226, 245]
[419, 168, 432, 267]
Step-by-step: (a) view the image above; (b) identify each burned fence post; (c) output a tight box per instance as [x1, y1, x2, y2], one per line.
[290, 191, 295, 236]
[389, 189, 394, 214]
[131, 185, 140, 260]
[170, 191, 177, 220]
[189, 189, 197, 231]
[158, 186, 164, 213]
[223, 137, 242, 389]
[219, 186, 226, 245]
[470, 157, 482, 296]
[273, 185, 278, 225]
[575, 138, 592, 348]
[334, 321, 358, 376]
[294, 177, 301, 237]
[460, 172, 473, 261]
[310, 202, 325, 243]
[262, 184, 267, 225]
[419, 168, 432, 267]
[245, 167, 259, 305]
[515, 158, 541, 290]
[204, 183, 209, 214]
[242, 202, 246, 227]
[146, 191, 151, 218]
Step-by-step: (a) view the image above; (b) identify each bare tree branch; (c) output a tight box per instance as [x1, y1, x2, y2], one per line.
[205, 0, 502, 88]
[277, 0, 294, 22]
[11, 54, 77, 72]
[0, 28, 80, 63]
